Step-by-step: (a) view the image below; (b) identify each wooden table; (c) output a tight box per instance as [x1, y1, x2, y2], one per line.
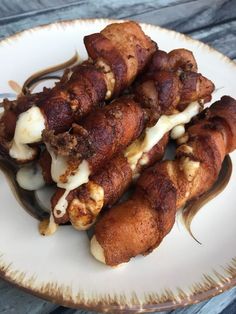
[0, 1, 236, 313]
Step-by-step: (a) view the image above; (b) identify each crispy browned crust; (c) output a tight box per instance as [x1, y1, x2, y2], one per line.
[95, 174, 176, 266]
[91, 154, 132, 207]
[0, 110, 17, 141]
[44, 45, 215, 229]
[49, 49, 214, 224]
[179, 72, 215, 106]
[84, 33, 127, 95]
[137, 48, 208, 116]
[147, 49, 198, 73]
[135, 70, 214, 119]
[94, 96, 236, 266]
[85, 21, 156, 95]
[50, 134, 169, 226]
[1, 21, 155, 161]
[69, 64, 107, 120]
[40, 95, 74, 133]
[83, 98, 145, 171]
[151, 71, 181, 114]
[43, 97, 145, 173]
[167, 49, 198, 72]
[102, 21, 157, 81]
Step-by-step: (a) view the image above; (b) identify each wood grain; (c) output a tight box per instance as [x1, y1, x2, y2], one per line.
[0, 0, 235, 313]
[0, 0, 235, 61]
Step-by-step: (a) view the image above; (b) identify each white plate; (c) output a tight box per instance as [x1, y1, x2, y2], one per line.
[0, 19, 236, 312]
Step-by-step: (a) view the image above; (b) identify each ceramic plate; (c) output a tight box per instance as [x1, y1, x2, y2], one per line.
[0, 19, 236, 313]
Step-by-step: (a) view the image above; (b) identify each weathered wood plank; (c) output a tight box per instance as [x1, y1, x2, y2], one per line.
[0, 280, 58, 314]
[0, 0, 84, 19]
[0, 0, 194, 21]
[0, 0, 235, 62]
[0, 0, 234, 36]
[131, 0, 236, 33]
[189, 20, 236, 61]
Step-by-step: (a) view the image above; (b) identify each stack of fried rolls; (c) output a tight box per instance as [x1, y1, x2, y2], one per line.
[0, 21, 156, 162]
[91, 96, 236, 266]
[41, 48, 214, 229]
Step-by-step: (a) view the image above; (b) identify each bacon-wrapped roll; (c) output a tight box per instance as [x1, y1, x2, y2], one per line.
[49, 134, 168, 229]
[146, 49, 198, 74]
[0, 21, 156, 163]
[91, 96, 236, 266]
[39, 97, 146, 223]
[43, 97, 145, 172]
[45, 61, 214, 231]
[84, 21, 156, 96]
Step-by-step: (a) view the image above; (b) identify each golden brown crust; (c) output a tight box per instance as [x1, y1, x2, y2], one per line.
[94, 96, 236, 266]
[151, 71, 181, 114]
[84, 22, 156, 96]
[179, 72, 215, 106]
[167, 49, 198, 72]
[43, 97, 146, 173]
[1, 21, 155, 161]
[135, 70, 215, 117]
[95, 174, 176, 266]
[91, 154, 133, 207]
[147, 49, 198, 73]
[84, 33, 128, 95]
[102, 21, 156, 83]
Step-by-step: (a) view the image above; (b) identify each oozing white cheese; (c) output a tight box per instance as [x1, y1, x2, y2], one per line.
[16, 164, 45, 190]
[170, 124, 185, 140]
[39, 214, 58, 236]
[49, 150, 90, 191]
[53, 190, 70, 218]
[125, 101, 200, 170]
[9, 106, 45, 161]
[48, 146, 90, 218]
[90, 235, 106, 264]
[68, 181, 105, 230]
[48, 148, 68, 185]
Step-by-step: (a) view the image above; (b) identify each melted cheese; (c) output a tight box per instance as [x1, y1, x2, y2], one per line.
[180, 157, 200, 182]
[16, 164, 45, 190]
[68, 181, 104, 230]
[49, 152, 90, 191]
[53, 190, 70, 218]
[96, 59, 115, 99]
[9, 106, 45, 160]
[170, 124, 185, 140]
[48, 146, 90, 218]
[125, 101, 200, 170]
[39, 214, 58, 236]
[90, 235, 106, 264]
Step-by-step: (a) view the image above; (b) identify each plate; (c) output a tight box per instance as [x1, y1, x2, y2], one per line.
[0, 19, 236, 312]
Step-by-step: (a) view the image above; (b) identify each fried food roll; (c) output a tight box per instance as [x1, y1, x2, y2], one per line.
[0, 21, 156, 163]
[146, 49, 198, 74]
[84, 21, 156, 96]
[91, 96, 236, 266]
[49, 134, 169, 229]
[43, 97, 145, 172]
[40, 97, 145, 222]
[46, 64, 214, 231]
